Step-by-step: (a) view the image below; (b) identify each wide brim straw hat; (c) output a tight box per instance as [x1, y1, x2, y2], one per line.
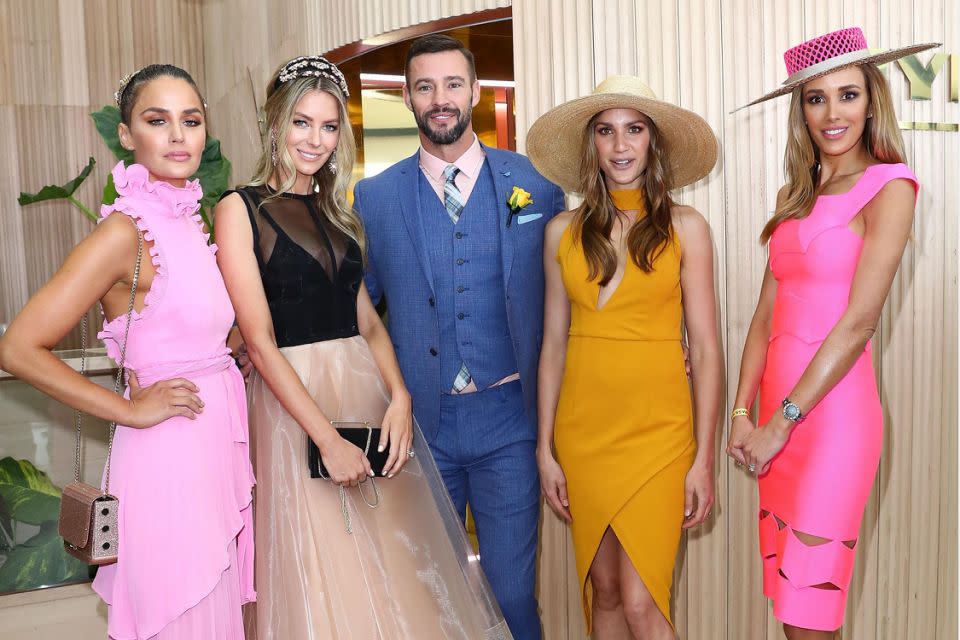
[526, 75, 718, 193]
[735, 26, 940, 111]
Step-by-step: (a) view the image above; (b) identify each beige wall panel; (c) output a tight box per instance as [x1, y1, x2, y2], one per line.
[936, 7, 959, 637]
[513, 0, 595, 154]
[674, 0, 728, 634]
[7, 0, 63, 106]
[0, 106, 29, 325]
[722, 1, 782, 638]
[0, 2, 11, 104]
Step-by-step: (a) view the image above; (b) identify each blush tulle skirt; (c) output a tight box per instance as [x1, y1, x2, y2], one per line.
[244, 336, 512, 640]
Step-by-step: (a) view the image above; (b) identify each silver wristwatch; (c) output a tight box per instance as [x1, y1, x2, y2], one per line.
[781, 397, 805, 423]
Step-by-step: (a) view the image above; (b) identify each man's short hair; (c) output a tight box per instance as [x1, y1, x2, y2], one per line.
[404, 34, 477, 87]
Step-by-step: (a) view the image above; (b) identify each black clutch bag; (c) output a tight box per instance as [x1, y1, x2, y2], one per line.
[308, 421, 390, 478]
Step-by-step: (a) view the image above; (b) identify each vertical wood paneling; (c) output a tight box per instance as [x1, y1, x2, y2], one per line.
[512, 1, 957, 639]
[512, 5, 594, 636]
[935, 9, 959, 640]
[722, 0, 789, 637]
[513, 0, 594, 154]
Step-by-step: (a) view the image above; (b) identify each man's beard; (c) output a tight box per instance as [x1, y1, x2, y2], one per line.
[414, 103, 473, 146]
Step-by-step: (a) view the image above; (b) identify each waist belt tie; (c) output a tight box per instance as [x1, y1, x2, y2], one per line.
[128, 355, 247, 442]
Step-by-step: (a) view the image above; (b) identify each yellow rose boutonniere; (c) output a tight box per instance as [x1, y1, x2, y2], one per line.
[506, 186, 534, 228]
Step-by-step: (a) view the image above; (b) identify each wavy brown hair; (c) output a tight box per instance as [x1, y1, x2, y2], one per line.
[571, 111, 676, 282]
[760, 63, 906, 243]
[247, 67, 366, 261]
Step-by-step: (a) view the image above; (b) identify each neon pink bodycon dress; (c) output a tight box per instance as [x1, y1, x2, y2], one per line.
[758, 162, 918, 631]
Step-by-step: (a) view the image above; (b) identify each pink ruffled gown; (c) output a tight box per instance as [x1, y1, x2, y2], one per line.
[91, 162, 256, 639]
[758, 163, 918, 631]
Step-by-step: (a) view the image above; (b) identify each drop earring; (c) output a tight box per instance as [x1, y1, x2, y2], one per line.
[270, 135, 278, 166]
[328, 151, 337, 174]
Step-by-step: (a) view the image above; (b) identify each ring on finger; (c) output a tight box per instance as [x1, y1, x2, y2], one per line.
[407, 449, 415, 459]
[747, 463, 757, 473]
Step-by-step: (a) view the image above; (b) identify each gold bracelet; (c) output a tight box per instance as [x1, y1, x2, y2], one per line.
[730, 407, 750, 420]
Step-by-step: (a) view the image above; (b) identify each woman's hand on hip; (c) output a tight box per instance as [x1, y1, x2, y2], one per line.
[379, 390, 413, 478]
[126, 372, 203, 428]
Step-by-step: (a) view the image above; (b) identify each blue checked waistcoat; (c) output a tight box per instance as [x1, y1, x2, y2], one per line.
[420, 162, 518, 391]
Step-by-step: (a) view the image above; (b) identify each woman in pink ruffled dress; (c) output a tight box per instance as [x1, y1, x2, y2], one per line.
[0, 64, 254, 639]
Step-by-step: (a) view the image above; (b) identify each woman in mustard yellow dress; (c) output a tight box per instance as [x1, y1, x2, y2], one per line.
[528, 76, 722, 639]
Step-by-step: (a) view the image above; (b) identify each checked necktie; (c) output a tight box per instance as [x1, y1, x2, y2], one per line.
[443, 164, 464, 224]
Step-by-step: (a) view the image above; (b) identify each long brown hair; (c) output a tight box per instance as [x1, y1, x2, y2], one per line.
[760, 63, 906, 243]
[247, 68, 366, 261]
[571, 112, 676, 282]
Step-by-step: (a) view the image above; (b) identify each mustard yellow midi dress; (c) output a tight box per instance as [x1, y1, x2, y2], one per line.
[554, 220, 696, 632]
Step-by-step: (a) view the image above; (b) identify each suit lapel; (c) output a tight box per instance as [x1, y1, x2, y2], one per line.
[486, 146, 516, 292]
[397, 152, 435, 295]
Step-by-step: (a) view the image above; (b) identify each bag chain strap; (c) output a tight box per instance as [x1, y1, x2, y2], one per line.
[317, 422, 381, 534]
[73, 217, 143, 494]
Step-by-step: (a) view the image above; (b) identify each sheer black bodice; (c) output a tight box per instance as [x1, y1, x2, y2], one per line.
[225, 186, 363, 348]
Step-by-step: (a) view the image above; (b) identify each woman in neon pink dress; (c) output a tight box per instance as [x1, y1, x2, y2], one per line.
[727, 28, 938, 638]
[0, 65, 254, 639]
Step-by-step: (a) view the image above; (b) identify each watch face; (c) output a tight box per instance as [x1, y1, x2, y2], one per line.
[784, 403, 801, 421]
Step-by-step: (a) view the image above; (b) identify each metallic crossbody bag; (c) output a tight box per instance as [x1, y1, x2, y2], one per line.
[59, 220, 142, 565]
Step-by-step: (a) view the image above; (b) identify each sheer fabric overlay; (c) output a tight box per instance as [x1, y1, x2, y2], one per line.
[244, 336, 512, 640]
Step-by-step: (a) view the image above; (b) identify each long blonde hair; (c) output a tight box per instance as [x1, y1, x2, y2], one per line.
[571, 112, 676, 282]
[761, 63, 906, 243]
[248, 69, 366, 260]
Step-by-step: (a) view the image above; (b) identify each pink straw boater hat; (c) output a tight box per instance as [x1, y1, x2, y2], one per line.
[736, 26, 940, 110]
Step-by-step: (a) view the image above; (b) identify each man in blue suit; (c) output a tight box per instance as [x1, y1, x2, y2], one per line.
[353, 34, 565, 639]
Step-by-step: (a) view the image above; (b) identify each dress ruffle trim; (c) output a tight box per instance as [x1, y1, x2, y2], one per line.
[105, 161, 202, 219]
[96, 206, 166, 361]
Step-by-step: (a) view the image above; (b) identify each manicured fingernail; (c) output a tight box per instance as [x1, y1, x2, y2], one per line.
[388, 473, 395, 478]
[378, 445, 385, 452]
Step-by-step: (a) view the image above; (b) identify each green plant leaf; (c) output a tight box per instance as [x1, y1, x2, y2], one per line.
[0, 458, 61, 526]
[17, 157, 96, 206]
[193, 136, 232, 212]
[0, 521, 90, 593]
[91, 106, 133, 163]
[101, 171, 119, 206]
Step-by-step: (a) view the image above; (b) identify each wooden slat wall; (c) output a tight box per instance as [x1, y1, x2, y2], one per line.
[514, 1, 958, 639]
[0, 0, 205, 349]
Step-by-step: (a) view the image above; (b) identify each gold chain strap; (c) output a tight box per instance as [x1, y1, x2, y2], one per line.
[73, 217, 143, 493]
